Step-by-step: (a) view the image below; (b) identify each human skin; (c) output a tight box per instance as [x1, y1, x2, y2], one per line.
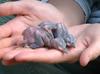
[1, 24, 88, 66]
[0, 0, 67, 55]
[1, 0, 100, 68]
[78, 24, 100, 66]
[2, 24, 100, 67]
[0, 0, 86, 65]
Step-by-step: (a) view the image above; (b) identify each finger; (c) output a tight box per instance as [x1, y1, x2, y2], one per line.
[2, 48, 25, 61]
[60, 34, 87, 63]
[0, 46, 15, 59]
[80, 41, 100, 67]
[2, 48, 33, 65]
[0, 36, 22, 49]
[0, 37, 16, 49]
[15, 37, 86, 64]
[2, 35, 86, 64]
[0, 1, 30, 16]
[0, 25, 12, 39]
[8, 35, 86, 64]
[3, 47, 64, 63]
[2, 59, 17, 66]
[2, 48, 44, 62]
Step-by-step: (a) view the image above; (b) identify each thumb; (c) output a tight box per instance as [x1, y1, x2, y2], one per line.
[0, 1, 30, 16]
[80, 41, 100, 67]
[65, 35, 86, 63]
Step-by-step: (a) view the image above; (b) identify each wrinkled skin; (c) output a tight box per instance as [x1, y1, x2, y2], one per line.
[23, 21, 76, 53]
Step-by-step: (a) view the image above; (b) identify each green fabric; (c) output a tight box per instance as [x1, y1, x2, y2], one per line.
[2, 62, 70, 74]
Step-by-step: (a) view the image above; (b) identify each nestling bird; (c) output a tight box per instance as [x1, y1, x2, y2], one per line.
[22, 21, 76, 53]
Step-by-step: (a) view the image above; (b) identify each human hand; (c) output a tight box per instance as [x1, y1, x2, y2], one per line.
[3, 23, 100, 67]
[0, 0, 65, 59]
[1, 24, 88, 66]
[67, 24, 100, 67]
[77, 24, 100, 66]
[0, 0, 94, 67]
